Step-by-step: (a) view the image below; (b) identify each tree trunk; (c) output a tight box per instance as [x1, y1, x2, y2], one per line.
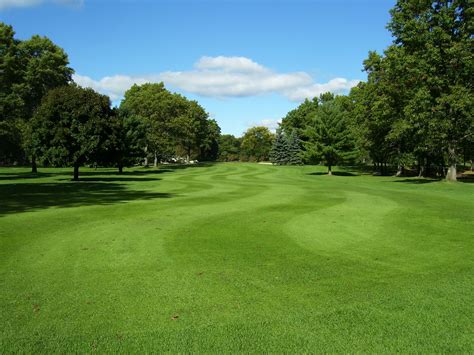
[73, 163, 79, 181]
[418, 165, 425, 178]
[31, 156, 37, 174]
[395, 164, 403, 177]
[118, 163, 123, 174]
[153, 152, 158, 167]
[446, 145, 457, 182]
[144, 145, 148, 167]
[328, 165, 332, 175]
[471, 159, 473, 172]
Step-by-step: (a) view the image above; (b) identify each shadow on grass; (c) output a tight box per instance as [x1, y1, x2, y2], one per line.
[458, 176, 474, 184]
[307, 171, 359, 177]
[0, 168, 174, 181]
[59, 177, 163, 182]
[0, 172, 58, 181]
[389, 178, 440, 184]
[77, 169, 174, 177]
[0, 182, 173, 216]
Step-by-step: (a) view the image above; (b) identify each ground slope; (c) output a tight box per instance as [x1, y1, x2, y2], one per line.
[0, 163, 473, 352]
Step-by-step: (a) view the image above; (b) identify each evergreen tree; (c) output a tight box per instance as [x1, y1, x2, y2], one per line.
[270, 128, 289, 165]
[305, 94, 356, 175]
[286, 130, 303, 165]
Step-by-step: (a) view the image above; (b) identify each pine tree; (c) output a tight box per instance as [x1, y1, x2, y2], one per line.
[305, 95, 356, 175]
[287, 130, 303, 165]
[270, 128, 289, 165]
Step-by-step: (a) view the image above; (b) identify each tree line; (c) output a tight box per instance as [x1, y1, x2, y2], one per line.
[0, 23, 220, 179]
[1, 0, 473, 181]
[229, 0, 473, 181]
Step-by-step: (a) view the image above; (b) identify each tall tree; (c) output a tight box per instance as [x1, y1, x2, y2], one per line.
[305, 94, 356, 175]
[386, 0, 473, 181]
[0, 23, 73, 170]
[31, 85, 113, 180]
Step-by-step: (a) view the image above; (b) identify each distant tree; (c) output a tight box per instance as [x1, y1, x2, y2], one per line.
[270, 128, 289, 165]
[280, 97, 318, 139]
[120, 83, 220, 164]
[120, 83, 175, 165]
[31, 85, 113, 180]
[305, 94, 356, 175]
[286, 130, 303, 165]
[99, 110, 148, 173]
[198, 118, 221, 161]
[218, 134, 241, 161]
[241, 126, 274, 162]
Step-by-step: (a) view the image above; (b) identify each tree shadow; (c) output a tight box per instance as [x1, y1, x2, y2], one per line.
[458, 176, 474, 184]
[0, 168, 174, 181]
[0, 182, 173, 217]
[0, 171, 58, 181]
[58, 177, 162, 182]
[388, 178, 440, 184]
[307, 171, 359, 177]
[77, 169, 174, 177]
[161, 162, 216, 170]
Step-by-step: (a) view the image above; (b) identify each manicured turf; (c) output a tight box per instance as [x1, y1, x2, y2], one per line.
[0, 163, 473, 352]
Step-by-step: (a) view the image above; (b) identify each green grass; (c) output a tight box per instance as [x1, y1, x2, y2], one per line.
[0, 163, 473, 352]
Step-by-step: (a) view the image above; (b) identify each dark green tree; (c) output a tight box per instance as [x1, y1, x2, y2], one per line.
[218, 134, 241, 161]
[31, 85, 113, 180]
[198, 118, 221, 161]
[0, 23, 73, 170]
[386, 0, 473, 181]
[305, 94, 356, 175]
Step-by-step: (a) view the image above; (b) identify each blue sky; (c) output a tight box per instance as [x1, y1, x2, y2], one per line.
[1, 0, 395, 135]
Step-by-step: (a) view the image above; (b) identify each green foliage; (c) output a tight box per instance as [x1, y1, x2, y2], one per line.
[270, 128, 302, 165]
[0, 120, 22, 164]
[120, 83, 220, 163]
[269, 128, 289, 165]
[280, 97, 318, 142]
[286, 130, 303, 165]
[240, 126, 274, 162]
[351, 0, 474, 179]
[31, 84, 113, 179]
[218, 134, 241, 161]
[305, 94, 356, 174]
[0, 22, 73, 166]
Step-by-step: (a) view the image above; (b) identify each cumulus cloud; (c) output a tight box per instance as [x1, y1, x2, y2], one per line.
[250, 119, 282, 132]
[73, 74, 153, 101]
[73, 56, 360, 102]
[0, 0, 82, 10]
[285, 78, 361, 101]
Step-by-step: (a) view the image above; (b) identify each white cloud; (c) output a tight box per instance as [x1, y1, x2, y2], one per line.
[285, 78, 361, 101]
[0, 0, 82, 10]
[195, 56, 268, 73]
[254, 119, 281, 132]
[73, 56, 360, 102]
[73, 74, 152, 101]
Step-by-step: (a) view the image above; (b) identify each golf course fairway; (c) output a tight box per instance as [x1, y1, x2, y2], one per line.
[0, 163, 473, 352]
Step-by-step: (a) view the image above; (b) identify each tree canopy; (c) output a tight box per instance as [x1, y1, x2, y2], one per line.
[31, 85, 113, 180]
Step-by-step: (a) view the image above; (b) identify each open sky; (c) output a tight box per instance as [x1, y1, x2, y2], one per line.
[1, 0, 395, 135]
